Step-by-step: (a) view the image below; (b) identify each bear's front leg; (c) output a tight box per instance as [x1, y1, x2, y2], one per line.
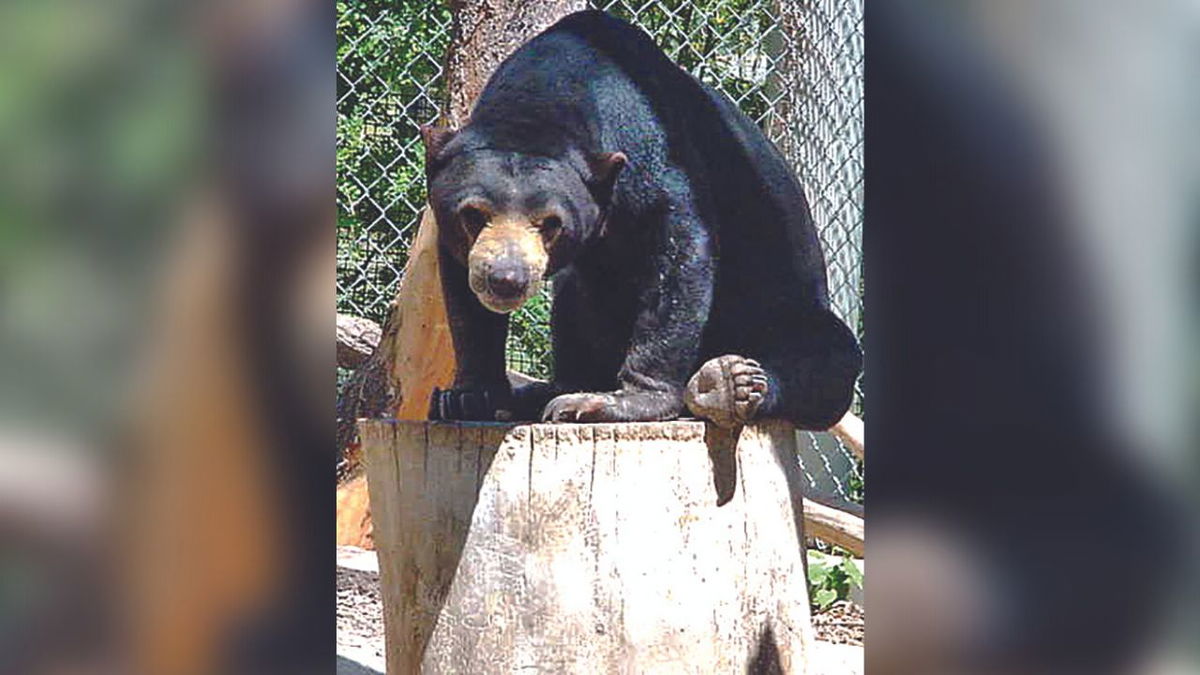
[542, 195, 714, 423]
[429, 247, 513, 421]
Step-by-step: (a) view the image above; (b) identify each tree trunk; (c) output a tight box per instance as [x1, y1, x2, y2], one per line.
[362, 419, 815, 674]
[443, 0, 588, 124]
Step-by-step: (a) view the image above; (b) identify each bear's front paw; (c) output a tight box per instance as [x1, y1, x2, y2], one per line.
[542, 392, 619, 422]
[429, 386, 512, 421]
[684, 355, 769, 428]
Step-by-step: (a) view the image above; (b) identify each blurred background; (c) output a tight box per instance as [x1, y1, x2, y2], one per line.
[867, 2, 1197, 673]
[0, 0, 1193, 673]
[0, 0, 333, 672]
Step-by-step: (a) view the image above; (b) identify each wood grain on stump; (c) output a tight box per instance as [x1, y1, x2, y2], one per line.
[361, 419, 815, 674]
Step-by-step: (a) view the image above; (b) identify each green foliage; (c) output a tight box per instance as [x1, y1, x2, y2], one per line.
[846, 466, 864, 504]
[336, 0, 451, 324]
[806, 550, 863, 610]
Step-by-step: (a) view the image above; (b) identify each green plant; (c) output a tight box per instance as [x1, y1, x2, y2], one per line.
[806, 549, 863, 610]
[846, 464, 864, 504]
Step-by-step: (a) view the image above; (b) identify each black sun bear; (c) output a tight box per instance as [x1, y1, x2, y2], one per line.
[423, 10, 861, 430]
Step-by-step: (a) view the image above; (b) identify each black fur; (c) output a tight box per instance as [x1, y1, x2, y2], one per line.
[427, 10, 861, 429]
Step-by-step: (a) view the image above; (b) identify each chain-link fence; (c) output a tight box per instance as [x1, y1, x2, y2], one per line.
[337, 0, 863, 503]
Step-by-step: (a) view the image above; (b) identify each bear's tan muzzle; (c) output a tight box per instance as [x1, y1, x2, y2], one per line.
[467, 217, 548, 314]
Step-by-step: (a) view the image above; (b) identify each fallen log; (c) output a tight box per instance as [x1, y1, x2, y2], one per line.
[361, 419, 816, 674]
[803, 494, 865, 557]
[336, 313, 382, 370]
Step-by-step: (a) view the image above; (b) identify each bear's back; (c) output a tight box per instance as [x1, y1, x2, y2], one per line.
[471, 10, 831, 310]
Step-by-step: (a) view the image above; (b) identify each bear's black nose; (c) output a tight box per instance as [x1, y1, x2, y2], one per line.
[488, 265, 529, 299]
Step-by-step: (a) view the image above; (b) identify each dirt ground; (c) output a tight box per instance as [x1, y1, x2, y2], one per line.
[337, 566, 386, 666]
[812, 600, 865, 646]
[337, 550, 864, 670]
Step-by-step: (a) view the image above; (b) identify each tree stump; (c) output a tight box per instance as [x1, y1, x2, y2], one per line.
[360, 419, 816, 674]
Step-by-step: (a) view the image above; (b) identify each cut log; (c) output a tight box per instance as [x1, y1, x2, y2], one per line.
[361, 419, 816, 674]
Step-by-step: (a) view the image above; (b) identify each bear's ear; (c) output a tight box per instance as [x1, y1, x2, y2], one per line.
[420, 124, 457, 164]
[586, 151, 628, 203]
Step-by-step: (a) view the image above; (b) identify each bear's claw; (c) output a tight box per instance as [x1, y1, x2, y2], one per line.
[542, 392, 619, 422]
[684, 354, 769, 428]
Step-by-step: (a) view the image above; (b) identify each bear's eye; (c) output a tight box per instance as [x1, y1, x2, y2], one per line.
[458, 205, 488, 234]
[540, 215, 563, 239]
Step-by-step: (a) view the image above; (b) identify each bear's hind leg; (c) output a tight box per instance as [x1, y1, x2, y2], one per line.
[686, 309, 861, 431]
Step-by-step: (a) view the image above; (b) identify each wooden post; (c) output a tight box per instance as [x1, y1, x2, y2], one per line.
[362, 419, 816, 674]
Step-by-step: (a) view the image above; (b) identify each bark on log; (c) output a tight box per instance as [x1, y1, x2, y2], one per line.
[361, 419, 816, 674]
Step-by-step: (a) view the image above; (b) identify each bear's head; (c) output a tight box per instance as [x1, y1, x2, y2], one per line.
[421, 125, 626, 314]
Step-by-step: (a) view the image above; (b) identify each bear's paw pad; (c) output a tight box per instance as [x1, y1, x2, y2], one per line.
[684, 355, 768, 428]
